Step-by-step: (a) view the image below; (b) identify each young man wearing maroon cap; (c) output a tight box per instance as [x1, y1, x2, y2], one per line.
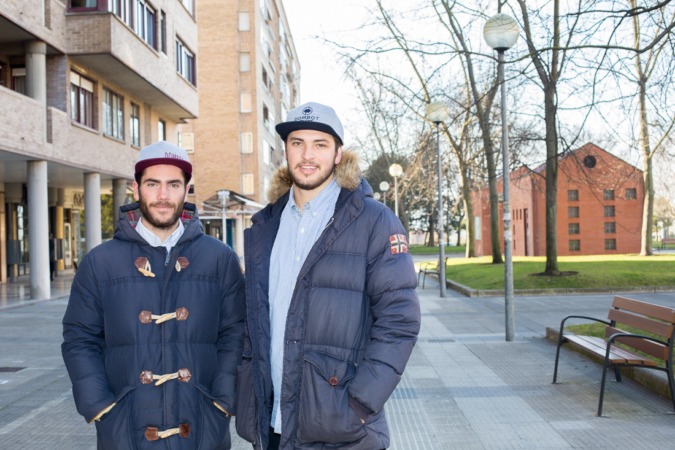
[236, 103, 420, 449]
[62, 141, 245, 449]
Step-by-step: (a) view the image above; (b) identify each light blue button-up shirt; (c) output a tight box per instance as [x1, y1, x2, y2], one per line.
[268, 179, 341, 432]
[136, 216, 184, 252]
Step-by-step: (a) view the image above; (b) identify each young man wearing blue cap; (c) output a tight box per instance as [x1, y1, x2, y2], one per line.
[236, 102, 421, 449]
[62, 141, 245, 449]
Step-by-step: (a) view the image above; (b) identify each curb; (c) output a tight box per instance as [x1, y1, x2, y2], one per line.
[544, 326, 673, 401]
[424, 273, 675, 298]
[0, 294, 70, 312]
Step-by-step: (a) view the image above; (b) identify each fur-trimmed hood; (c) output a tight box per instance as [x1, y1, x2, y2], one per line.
[267, 149, 362, 203]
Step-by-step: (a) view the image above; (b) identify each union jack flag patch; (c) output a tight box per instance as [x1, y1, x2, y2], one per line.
[389, 234, 409, 254]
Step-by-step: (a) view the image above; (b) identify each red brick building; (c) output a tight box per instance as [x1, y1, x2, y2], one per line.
[471, 143, 644, 256]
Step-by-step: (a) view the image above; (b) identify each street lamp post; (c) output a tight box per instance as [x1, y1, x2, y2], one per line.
[379, 181, 390, 208]
[484, 13, 519, 342]
[388, 164, 403, 218]
[425, 101, 450, 298]
[217, 190, 230, 244]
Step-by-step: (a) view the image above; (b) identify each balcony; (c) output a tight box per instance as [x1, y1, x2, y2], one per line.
[66, 13, 198, 120]
[0, 87, 46, 154]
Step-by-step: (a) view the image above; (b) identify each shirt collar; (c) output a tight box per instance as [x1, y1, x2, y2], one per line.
[288, 178, 340, 217]
[136, 217, 185, 250]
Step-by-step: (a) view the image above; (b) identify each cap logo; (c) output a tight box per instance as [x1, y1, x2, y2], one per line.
[302, 106, 313, 115]
[165, 151, 185, 160]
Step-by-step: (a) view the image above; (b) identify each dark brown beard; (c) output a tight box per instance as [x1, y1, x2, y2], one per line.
[138, 196, 183, 230]
[289, 162, 337, 192]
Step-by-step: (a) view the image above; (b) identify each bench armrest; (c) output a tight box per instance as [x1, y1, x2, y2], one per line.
[558, 315, 611, 339]
[606, 331, 668, 348]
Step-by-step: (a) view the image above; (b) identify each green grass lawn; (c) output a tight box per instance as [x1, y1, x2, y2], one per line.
[414, 253, 675, 290]
[409, 244, 465, 255]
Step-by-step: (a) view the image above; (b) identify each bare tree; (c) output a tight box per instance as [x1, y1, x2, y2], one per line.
[437, 0, 502, 262]
[335, 0, 485, 256]
[626, 0, 675, 254]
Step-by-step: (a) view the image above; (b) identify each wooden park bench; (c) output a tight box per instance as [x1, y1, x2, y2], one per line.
[417, 257, 448, 288]
[661, 237, 675, 250]
[552, 296, 675, 416]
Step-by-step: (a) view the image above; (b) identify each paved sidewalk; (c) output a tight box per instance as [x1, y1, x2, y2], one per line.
[1, 273, 675, 449]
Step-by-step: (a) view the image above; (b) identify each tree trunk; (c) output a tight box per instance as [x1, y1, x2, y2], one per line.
[631, 2, 654, 256]
[462, 180, 477, 258]
[427, 212, 436, 247]
[543, 83, 560, 275]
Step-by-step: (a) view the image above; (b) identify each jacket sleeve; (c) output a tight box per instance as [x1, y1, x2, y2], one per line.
[61, 254, 117, 423]
[348, 207, 421, 415]
[210, 249, 246, 412]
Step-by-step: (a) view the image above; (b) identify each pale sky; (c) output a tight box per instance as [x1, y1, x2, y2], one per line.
[283, 1, 370, 144]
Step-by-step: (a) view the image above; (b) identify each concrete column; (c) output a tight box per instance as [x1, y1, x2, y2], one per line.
[25, 41, 47, 104]
[28, 161, 50, 299]
[0, 190, 6, 284]
[112, 178, 128, 223]
[84, 173, 102, 252]
[5, 184, 19, 280]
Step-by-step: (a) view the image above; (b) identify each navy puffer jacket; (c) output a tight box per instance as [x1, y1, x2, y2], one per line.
[236, 151, 420, 449]
[62, 202, 245, 450]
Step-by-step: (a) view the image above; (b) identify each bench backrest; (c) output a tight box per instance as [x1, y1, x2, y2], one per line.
[605, 296, 675, 361]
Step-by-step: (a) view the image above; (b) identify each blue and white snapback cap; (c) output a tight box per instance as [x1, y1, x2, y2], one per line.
[275, 102, 344, 145]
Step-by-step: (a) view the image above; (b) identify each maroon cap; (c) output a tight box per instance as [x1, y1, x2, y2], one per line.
[135, 141, 192, 181]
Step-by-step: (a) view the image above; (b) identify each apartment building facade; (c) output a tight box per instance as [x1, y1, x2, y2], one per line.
[0, 0, 198, 298]
[472, 143, 645, 257]
[184, 0, 300, 255]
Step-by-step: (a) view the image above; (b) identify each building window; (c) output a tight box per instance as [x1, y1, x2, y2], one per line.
[603, 189, 614, 200]
[604, 205, 615, 217]
[238, 12, 250, 31]
[240, 93, 252, 113]
[133, 0, 156, 49]
[159, 11, 167, 54]
[181, 132, 195, 153]
[158, 119, 166, 141]
[70, 71, 94, 128]
[109, 0, 132, 26]
[180, 0, 194, 15]
[568, 223, 580, 235]
[569, 240, 580, 252]
[567, 189, 578, 201]
[108, 0, 156, 48]
[263, 140, 270, 165]
[240, 53, 251, 72]
[241, 132, 253, 153]
[176, 39, 196, 85]
[242, 173, 254, 195]
[604, 222, 616, 234]
[130, 103, 140, 147]
[69, 0, 99, 10]
[626, 188, 637, 200]
[11, 67, 26, 94]
[103, 89, 124, 140]
[605, 239, 617, 250]
[568, 206, 579, 218]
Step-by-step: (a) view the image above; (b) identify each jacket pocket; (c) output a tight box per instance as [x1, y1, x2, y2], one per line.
[234, 356, 258, 444]
[95, 386, 135, 450]
[194, 384, 232, 450]
[296, 350, 366, 444]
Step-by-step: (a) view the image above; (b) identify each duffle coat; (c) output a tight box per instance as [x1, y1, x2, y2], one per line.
[236, 151, 421, 449]
[62, 202, 246, 450]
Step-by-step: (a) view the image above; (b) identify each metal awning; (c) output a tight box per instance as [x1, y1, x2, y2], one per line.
[199, 190, 265, 219]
